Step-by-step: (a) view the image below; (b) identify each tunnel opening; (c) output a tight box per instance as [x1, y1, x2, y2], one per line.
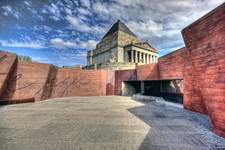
[144, 80, 183, 104]
[122, 80, 183, 104]
[122, 81, 141, 96]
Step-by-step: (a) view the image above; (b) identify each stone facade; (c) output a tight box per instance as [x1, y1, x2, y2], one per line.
[86, 20, 158, 70]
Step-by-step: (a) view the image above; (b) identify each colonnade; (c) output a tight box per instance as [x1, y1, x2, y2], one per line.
[126, 50, 157, 64]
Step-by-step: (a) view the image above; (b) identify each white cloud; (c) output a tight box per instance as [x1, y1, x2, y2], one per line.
[76, 51, 87, 57]
[1, 5, 21, 19]
[2, 5, 13, 14]
[42, 3, 62, 21]
[24, 1, 31, 7]
[66, 15, 105, 33]
[50, 38, 75, 49]
[127, 20, 163, 38]
[50, 38, 97, 50]
[79, 40, 97, 50]
[81, 0, 91, 8]
[27, 7, 37, 14]
[77, 8, 92, 16]
[0, 40, 45, 49]
[65, 8, 72, 15]
[32, 56, 48, 61]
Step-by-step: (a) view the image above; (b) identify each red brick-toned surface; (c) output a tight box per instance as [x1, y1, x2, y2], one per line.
[0, 51, 17, 99]
[0, 58, 109, 101]
[0, 3, 224, 137]
[135, 47, 186, 81]
[2, 61, 51, 101]
[106, 70, 115, 95]
[137, 64, 159, 80]
[182, 3, 225, 137]
[115, 69, 137, 95]
[51, 68, 107, 97]
[158, 48, 187, 80]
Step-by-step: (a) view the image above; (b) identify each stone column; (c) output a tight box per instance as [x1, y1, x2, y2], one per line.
[135, 51, 138, 63]
[131, 50, 134, 62]
[139, 52, 141, 63]
[146, 54, 149, 64]
[152, 55, 154, 63]
[143, 53, 146, 64]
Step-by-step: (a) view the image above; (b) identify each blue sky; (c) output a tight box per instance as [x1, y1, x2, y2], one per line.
[0, 0, 224, 66]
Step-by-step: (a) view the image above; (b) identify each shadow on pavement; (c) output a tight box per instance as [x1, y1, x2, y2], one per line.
[127, 99, 225, 149]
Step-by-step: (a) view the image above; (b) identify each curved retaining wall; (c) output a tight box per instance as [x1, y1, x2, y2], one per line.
[182, 3, 225, 137]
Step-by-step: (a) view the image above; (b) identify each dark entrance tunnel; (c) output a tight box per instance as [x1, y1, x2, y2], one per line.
[122, 80, 183, 104]
[144, 80, 183, 104]
[122, 81, 141, 96]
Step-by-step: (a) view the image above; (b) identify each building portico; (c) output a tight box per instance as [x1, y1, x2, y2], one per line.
[124, 42, 158, 64]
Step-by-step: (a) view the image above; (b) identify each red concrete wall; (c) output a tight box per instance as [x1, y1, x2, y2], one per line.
[0, 51, 17, 99]
[51, 68, 107, 97]
[1, 60, 109, 101]
[137, 64, 159, 80]
[106, 70, 115, 95]
[182, 3, 225, 137]
[3, 61, 51, 101]
[115, 69, 137, 95]
[158, 47, 187, 80]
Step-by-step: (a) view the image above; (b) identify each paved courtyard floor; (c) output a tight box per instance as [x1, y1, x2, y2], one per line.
[0, 96, 225, 150]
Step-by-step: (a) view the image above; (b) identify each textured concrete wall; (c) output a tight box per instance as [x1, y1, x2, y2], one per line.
[0, 51, 17, 99]
[106, 70, 115, 95]
[182, 3, 225, 137]
[158, 48, 187, 80]
[2, 61, 51, 102]
[137, 64, 159, 80]
[115, 69, 137, 95]
[51, 68, 107, 97]
[0, 58, 110, 102]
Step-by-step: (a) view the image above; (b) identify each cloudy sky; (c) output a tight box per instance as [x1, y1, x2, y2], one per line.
[0, 0, 224, 66]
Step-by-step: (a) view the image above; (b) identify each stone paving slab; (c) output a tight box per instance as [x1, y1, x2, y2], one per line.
[0, 96, 225, 150]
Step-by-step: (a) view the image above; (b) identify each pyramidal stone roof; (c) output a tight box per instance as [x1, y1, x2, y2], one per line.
[102, 20, 137, 39]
